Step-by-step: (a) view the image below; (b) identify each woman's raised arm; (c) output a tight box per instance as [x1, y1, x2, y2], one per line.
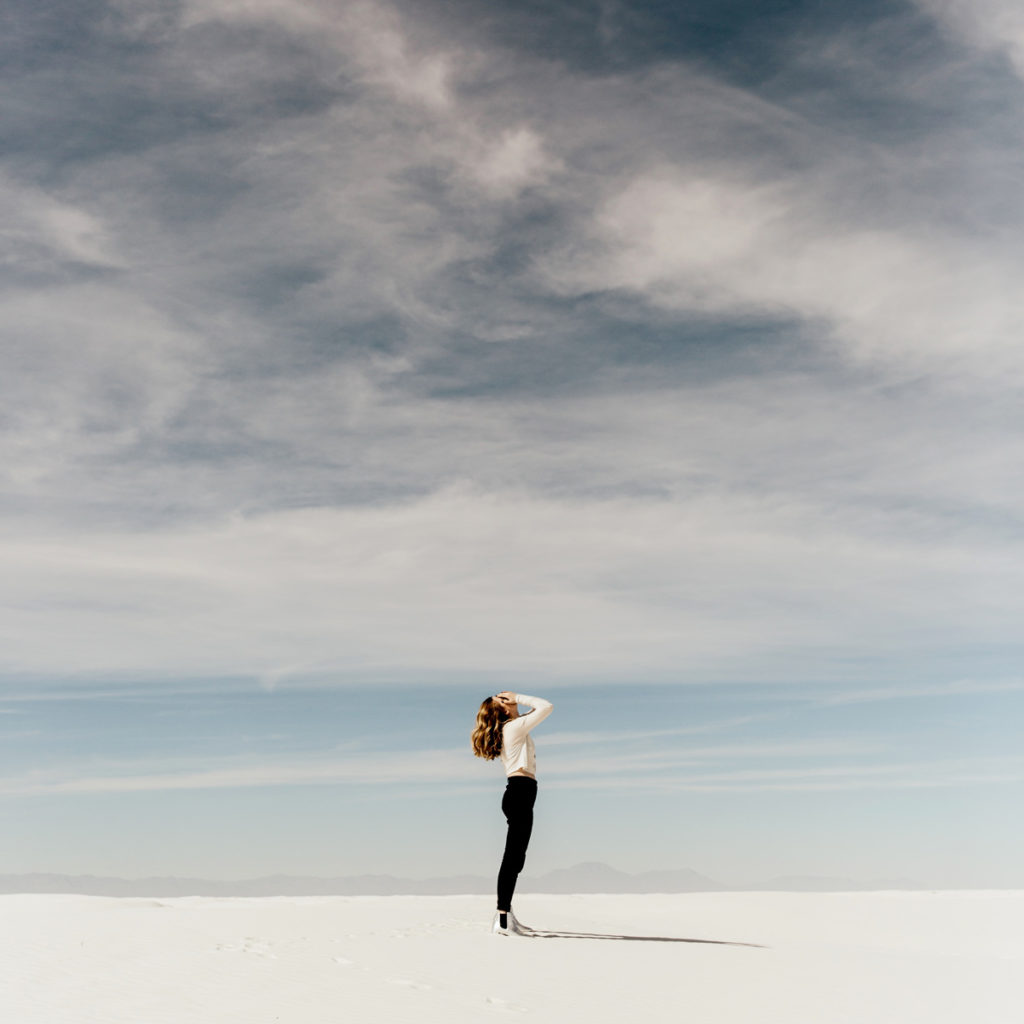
[505, 693, 552, 736]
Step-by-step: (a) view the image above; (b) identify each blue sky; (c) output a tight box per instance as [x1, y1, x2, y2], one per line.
[1, 0, 1022, 885]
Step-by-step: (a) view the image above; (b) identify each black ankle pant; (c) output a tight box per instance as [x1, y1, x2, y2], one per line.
[497, 776, 538, 911]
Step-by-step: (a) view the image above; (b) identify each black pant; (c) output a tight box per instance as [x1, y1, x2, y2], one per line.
[497, 776, 538, 910]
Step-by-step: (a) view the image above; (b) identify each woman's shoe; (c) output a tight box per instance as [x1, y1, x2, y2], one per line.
[491, 910, 532, 936]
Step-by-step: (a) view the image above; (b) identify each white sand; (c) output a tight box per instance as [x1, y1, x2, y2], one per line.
[1, 891, 1020, 1023]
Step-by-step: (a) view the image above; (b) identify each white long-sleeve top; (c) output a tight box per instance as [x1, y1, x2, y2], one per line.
[500, 694, 553, 777]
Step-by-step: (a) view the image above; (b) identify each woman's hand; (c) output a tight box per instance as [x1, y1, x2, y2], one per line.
[495, 691, 517, 705]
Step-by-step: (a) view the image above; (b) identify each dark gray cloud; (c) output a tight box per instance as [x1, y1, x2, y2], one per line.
[0, 1, 347, 174]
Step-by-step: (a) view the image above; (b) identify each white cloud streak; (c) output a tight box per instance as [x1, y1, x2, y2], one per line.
[3, 743, 1018, 797]
[814, 677, 1024, 706]
[0, 476, 1018, 681]
[539, 165, 1024, 378]
[0, 173, 123, 270]
[915, 0, 1024, 78]
[541, 715, 776, 746]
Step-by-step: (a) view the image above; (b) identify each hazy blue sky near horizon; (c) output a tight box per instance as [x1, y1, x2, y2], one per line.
[2, 0, 1022, 887]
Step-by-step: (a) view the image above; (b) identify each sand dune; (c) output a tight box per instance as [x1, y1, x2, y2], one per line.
[1, 891, 1020, 1023]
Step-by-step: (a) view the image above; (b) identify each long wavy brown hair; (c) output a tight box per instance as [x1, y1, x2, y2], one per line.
[471, 697, 509, 760]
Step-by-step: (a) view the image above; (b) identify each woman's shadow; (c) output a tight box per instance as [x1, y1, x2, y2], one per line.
[520, 924, 765, 947]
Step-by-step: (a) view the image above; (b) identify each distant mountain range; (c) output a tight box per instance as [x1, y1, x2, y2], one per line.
[0, 862, 926, 897]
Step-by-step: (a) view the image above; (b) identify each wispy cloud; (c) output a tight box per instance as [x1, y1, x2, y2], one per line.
[553, 756, 1024, 793]
[913, 0, 1024, 77]
[541, 714, 776, 746]
[540, 164, 1024, 377]
[1, 0, 1019, 696]
[814, 678, 1024, 706]
[1, 477, 1018, 682]
[0, 747, 478, 796]
[5, 741, 1019, 797]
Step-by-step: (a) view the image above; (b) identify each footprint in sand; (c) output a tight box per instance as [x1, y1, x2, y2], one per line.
[244, 937, 277, 958]
[485, 995, 529, 1013]
[215, 938, 277, 959]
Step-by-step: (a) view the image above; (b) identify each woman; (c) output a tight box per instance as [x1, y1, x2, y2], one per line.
[471, 690, 554, 936]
